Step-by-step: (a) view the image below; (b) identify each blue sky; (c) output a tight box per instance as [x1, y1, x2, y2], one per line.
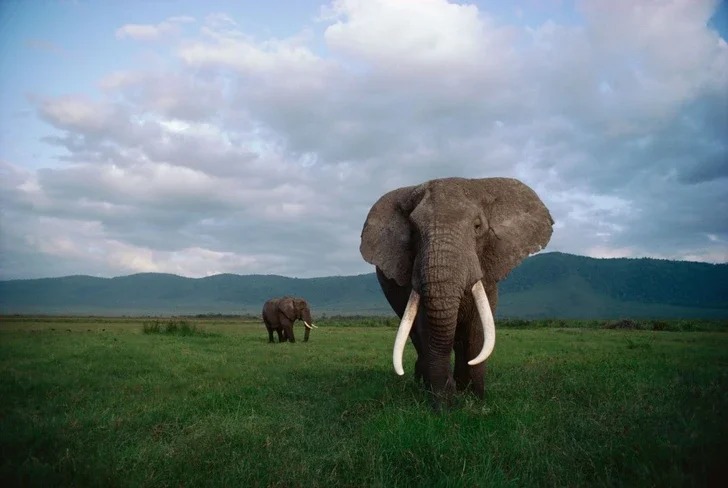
[1, 0, 727, 279]
[0, 0, 325, 164]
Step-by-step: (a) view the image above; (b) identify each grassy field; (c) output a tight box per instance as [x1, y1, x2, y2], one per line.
[1, 316, 727, 487]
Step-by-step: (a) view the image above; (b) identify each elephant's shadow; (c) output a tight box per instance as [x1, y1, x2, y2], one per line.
[254, 357, 490, 414]
[266, 366, 426, 411]
[243, 328, 492, 411]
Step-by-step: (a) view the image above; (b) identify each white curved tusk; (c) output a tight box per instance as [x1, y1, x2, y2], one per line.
[468, 280, 496, 366]
[303, 321, 313, 330]
[393, 289, 420, 376]
[310, 323, 318, 328]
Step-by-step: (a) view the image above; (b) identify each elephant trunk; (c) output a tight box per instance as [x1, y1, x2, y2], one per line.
[302, 307, 315, 342]
[391, 242, 497, 398]
[304, 324, 311, 342]
[303, 308, 313, 327]
[420, 247, 465, 406]
[423, 290, 461, 407]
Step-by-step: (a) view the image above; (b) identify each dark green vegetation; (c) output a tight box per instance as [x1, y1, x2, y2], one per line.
[141, 319, 215, 337]
[1, 252, 727, 318]
[2, 317, 727, 487]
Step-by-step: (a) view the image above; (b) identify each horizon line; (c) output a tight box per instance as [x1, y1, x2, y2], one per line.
[2, 251, 726, 283]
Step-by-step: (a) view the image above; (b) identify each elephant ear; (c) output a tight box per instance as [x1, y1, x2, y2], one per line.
[293, 298, 307, 313]
[278, 297, 296, 321]
[360, 184, 424, 287]
[473, 177, 555, 283]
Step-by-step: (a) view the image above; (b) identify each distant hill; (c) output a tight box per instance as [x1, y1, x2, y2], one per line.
[1, 252, 726, 319]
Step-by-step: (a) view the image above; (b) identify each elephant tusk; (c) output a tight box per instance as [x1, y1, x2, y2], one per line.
[393, 289, 420, 376]
[303, 321, 313, 330]
[468, 280, 496, 366]
[310, 323, 318, 328]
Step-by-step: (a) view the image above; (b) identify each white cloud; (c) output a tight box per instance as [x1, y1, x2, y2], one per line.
[586, 246, 635, 259]
[681, 249, 728, 263]
[38, 95, 120, 133]
[204, 12, 238, 28]
[1, 0, 727, 279]
[177, 25, 328, 77]
[98, 70, 146, 90]
[321, 0, 497, 69]
[1, 215, 287, 277]
[116, 16, 195, 41]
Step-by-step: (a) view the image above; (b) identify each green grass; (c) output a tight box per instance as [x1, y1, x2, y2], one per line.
[1, 317, 727, 487]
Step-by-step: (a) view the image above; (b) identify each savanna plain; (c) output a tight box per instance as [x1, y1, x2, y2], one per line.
[1, 316, 727, 487]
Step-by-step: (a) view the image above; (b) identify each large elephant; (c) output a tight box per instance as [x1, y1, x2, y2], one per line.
[261, 296, 317, 343]
[360, 177, 554, 410]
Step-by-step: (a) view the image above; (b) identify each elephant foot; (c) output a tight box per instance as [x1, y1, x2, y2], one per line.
[470, 381, 485, 400]
[469, 365, 486, 399]
[454, 360, 486, 398]
[414, 359, 428, 384]
[415, 371, 431, 388]
[453, 363, 470, 391]
[454, 369, 475, 393]
[428, 376, 456, 413]
[429, 391, 455, 413]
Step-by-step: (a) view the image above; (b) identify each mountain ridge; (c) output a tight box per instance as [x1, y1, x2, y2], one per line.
[1, 252, 726, 318]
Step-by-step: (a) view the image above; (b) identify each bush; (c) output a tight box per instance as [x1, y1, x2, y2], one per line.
[142, 319, 214, 337]
[604, 319, 641, 330]
[498, 318, 532, 328]
[651, 320, 669, 331]
[315, 315, 396, 328]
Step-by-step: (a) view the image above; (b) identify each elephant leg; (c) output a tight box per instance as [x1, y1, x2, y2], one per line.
[455, 336, 486, 399]
[277, 328, 284, 343]
[428, 346, 457, 412]
[453, 295, 476, 393]
[463, 317, 487, 399]
[411, 309, 429, 386]
[453, 319, 472, 393]
[411, 327, 425, 383]
[375, 268, 428, 382]
[454, 283, 498, 399]
[281, 319, 295, 343]
[264, 319, 275, 343]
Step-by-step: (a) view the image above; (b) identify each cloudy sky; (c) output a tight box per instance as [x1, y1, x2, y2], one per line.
[0, 0, 726, 280]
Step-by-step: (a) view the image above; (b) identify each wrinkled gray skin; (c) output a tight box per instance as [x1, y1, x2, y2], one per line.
[360, 177, 554, 411]
[262, 296, 314, 343]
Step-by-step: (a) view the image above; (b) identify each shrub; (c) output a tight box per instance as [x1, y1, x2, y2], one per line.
[315, 315, 396, 328]
[604, 319, 642, 330]
[499, 318, 532, 328]
[142, 319, 214, 337]
[651, 320, 669, 331]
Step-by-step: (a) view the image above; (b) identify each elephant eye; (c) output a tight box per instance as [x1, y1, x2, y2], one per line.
[474, 218, 482, 230]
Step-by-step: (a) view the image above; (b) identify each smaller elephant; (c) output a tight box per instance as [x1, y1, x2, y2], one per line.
[262, 296, 317, 343]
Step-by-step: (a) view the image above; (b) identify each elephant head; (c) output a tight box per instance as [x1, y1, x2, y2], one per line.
[360, 177, 554, 408]
[280, 296, 317, 342]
